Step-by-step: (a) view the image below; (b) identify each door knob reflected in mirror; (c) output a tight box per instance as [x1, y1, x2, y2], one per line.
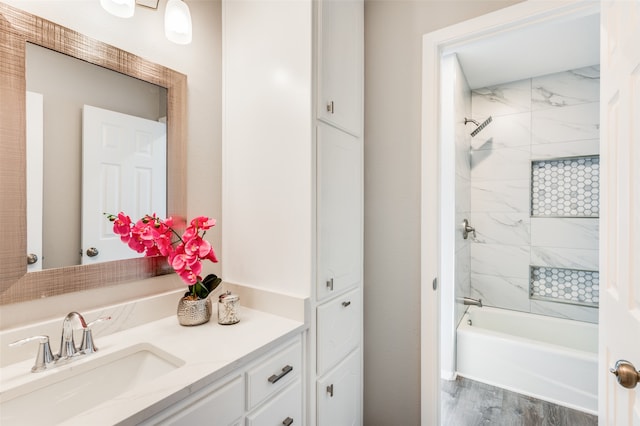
[86, 247, 99, 258]
[609, 360, 640, 389]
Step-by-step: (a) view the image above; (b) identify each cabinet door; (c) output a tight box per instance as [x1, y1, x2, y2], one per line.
[317, 0, 363, 136]
[317, 287, 361, 375]
[317, 349, 361, 426]
[143, 374, 243, 425]
[316, 123, 362, 302]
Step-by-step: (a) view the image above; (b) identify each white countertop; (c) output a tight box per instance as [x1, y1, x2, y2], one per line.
[0, 306, 306, 425]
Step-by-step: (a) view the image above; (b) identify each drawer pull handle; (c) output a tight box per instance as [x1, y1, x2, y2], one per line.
[327, 384, 334, 397]
[282, 417, 294, 426]
[327, 101, 334, 114]
[342, 301, 351, 307]
[268, 365, 293, 384]
[326, 278, 334, 291]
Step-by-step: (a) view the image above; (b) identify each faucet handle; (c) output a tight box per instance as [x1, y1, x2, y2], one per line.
[80, 316, 111, 354]
[86, 316, 111, 329]
[9, 335, 55, 373]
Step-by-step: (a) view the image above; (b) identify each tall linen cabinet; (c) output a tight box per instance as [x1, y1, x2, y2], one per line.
[222, 0, 363, 424]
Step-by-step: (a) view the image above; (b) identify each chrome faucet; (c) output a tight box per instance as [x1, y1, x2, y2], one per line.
[463, 297, 483, 308]
[58, 311, 87, 360]
[9, 311, 110, 373]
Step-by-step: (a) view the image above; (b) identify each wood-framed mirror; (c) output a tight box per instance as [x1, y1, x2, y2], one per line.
[0, 2, 186, 305]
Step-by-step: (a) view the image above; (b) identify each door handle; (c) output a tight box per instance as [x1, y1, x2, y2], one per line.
[609, 360, 640, 389]
[86, 247, 99, 257]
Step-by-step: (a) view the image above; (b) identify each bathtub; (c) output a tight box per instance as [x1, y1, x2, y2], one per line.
[456, 306, 598, 414]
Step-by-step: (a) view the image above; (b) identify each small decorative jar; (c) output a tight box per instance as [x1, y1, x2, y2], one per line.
[218, 291, 240, 325]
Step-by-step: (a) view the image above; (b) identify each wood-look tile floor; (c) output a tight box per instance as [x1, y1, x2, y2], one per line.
[441, 377, 598, 426]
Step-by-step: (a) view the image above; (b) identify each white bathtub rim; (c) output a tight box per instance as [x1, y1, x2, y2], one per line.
[459, 307, 598, 357]
[456, 325, 598, 363]
[456, 372, 598, 416]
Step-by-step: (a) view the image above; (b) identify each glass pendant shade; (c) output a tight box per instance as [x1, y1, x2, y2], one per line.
[165, 0, 192, 45]
[100, 0, 135, 18]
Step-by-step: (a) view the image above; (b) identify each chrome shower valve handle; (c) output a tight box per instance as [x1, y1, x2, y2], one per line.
[462, 219, 476, 240]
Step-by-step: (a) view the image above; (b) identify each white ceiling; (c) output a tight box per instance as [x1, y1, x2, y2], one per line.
[450, 12, 600, 89]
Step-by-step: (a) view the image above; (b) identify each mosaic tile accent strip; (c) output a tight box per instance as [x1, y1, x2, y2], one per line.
[530, 266, 599, 307]
[531, 156, 600, 217]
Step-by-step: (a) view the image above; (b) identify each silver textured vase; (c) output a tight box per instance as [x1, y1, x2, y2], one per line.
[176, 296, 212, 326]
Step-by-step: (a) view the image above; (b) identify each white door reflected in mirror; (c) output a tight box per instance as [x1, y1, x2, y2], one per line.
[81, 105, 167, 265]
[26, 91, 44, 272]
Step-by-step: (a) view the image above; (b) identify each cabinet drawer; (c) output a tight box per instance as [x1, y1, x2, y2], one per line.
[245, 378, 302, 426]
[316, 287, 361, 375]
[246, 338, 302, 410]
[143, 373, 243, 425]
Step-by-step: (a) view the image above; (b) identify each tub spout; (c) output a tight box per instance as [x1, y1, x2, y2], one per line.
[463, 297, 482, 308]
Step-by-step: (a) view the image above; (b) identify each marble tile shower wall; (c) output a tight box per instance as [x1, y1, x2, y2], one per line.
[468, 66, 600, 323]
[454, 57, 472, 328]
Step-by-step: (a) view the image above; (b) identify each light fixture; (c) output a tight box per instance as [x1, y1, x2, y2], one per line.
[100, 0, 135, 18]
[164, 0, 192, 45]
[100, 0, 192, 45]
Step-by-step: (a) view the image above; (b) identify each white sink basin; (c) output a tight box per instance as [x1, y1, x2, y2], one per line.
[0, 343, 184, 425]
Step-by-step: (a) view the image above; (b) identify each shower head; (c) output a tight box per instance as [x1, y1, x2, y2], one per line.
[464, 116, 492, 137]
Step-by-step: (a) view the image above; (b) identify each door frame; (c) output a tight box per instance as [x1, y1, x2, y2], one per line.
[420, 1, 601, 423]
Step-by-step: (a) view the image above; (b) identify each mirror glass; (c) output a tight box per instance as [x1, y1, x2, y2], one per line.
[26, 43, 168, 270]
[0, 2, 186, 305]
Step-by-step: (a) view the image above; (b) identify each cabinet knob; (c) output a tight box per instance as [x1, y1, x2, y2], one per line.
[342, 301, 351, 307]
[326, 278, 334, 291]
[326, 384, 334, 397]
[282, 417, 294, 426]
[326, 101, 334, 114]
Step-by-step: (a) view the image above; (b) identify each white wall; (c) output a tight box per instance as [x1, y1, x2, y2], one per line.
[363, 1, 522, 423]
[221, 0, 312, 298]
[2, 0, 222, 327]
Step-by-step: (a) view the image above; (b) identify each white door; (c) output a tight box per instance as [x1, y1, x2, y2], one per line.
[599, 1, 640, 424]
[82, 105, 166, 264]
[26, 91, 43, 271]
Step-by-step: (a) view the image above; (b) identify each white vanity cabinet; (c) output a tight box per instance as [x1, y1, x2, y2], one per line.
[314, 1, 364, 425]
[140, 336, 302, 426]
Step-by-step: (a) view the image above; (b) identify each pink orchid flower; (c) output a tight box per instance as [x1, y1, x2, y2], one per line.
[110, 212, 219, 290]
